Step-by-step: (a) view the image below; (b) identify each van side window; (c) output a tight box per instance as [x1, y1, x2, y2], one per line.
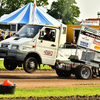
[39, 28, 56, 42]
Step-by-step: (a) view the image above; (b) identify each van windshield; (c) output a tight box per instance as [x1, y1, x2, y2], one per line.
[15, 25, 43, 38]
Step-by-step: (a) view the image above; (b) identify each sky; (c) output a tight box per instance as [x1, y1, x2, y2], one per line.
[48, 0, 100, 21]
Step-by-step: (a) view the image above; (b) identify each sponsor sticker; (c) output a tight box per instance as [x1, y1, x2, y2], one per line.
[80, 41, 88, 47]
[84, 26, 97, 35]
[94, 46, 100, 50]
[93, 39, 100, 46]
[44, 50, 53, 56]
[82, 36, 89, 41]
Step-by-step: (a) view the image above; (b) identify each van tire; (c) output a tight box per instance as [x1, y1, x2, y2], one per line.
[23, 57, 38, 73]
[4, 59, 17, 70]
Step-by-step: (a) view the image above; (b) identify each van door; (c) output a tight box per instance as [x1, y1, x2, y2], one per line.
[36, 28, 59, 65]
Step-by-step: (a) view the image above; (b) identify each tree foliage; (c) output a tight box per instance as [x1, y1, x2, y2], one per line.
[0, 0, 49, 17]
[0, 0, 6, 16]
[47, 0, 80, 24]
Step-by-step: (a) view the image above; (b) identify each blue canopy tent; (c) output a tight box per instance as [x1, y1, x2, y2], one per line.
[0, 2, 66, 32]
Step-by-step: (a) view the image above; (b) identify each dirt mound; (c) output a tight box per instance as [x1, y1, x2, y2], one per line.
[1, 95, 100, 100]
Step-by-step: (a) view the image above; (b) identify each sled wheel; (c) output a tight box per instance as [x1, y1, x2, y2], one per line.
[75, 65, 92, 79]
[56, 69, 71, 77]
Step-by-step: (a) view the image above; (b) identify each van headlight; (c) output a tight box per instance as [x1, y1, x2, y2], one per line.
[11, 45, 19, 50]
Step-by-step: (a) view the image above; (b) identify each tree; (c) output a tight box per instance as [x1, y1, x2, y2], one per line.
[47, 0, 80, 24]
[97, 12, 100, 18]
[24, 0, 49, 6]
[0, 0, 6, 16]
[0, 0, 49, 17]
[4, 0, 25, 14]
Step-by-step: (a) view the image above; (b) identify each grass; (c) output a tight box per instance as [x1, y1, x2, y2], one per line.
[0, 59, 52, 69]
[0, 59, 4, 69]
[0, 88, 100, 97]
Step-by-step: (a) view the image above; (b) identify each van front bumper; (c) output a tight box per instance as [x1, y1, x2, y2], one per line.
[0, 48, 27, 61]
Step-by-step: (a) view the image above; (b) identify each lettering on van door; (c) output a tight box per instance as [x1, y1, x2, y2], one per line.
[44, 50, 53, 56]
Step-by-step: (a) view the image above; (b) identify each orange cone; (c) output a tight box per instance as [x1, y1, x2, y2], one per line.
[3, 79, 13, 86]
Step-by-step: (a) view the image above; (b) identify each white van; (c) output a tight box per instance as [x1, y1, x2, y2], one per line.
[0, 24, 67, 73]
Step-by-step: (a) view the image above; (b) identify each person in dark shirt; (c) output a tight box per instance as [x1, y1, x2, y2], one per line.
[43, 28, 53, 41]
[0, 32, 4, 41]
[71, 37, 76, 48]
[5, 31, 12, 39]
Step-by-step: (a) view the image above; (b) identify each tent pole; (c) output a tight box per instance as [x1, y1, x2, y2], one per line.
[16, 24, 18, 33]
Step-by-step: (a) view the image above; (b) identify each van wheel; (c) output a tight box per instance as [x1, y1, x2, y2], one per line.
[56, 69, 71, 77]
[23, 57, 38, 73]
[75, 65, 92, 79]
[4, 59, 17, 70]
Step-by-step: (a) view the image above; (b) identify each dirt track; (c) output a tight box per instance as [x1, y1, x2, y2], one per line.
[1, 69, 100, 100]
[0, 69, 100, 89]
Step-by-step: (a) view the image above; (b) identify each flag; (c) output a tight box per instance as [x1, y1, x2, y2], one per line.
[31, 0, 36, 24]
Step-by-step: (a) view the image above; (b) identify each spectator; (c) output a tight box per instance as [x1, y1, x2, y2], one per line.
[0, 32, 4, 41]
[71, 37, 76, 47]
[13, 33, 16, 36]
[5, 32, 12, 39]
[3, 31, 7, 39]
